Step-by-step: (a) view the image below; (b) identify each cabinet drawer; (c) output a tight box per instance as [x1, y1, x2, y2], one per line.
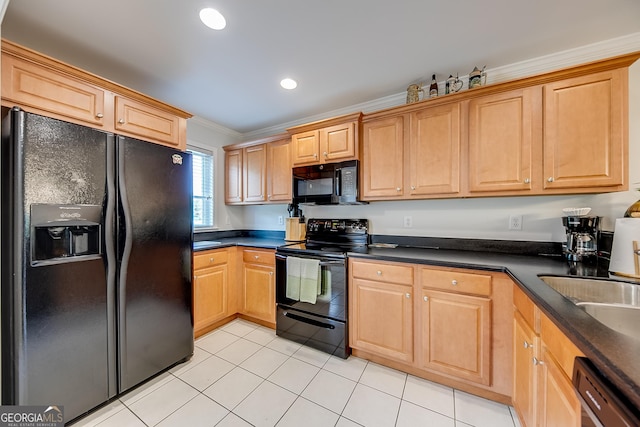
[514, 284, 539, 333]
[243, 249, 275, 266]
[194, 249, 229, 270]
[351, 260, 414, 285]
[421, 268, 491, 296]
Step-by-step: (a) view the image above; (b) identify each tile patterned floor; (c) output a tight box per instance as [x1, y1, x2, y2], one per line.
[70, 319, 523, 427]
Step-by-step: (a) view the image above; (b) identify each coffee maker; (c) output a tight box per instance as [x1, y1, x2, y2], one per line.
[562, 216, 600, 262]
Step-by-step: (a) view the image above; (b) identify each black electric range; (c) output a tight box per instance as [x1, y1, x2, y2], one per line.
[275, 219, 368, 358]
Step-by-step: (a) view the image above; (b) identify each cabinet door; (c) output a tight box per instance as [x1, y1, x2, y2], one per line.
[350, 278, 413, 363]
[242, 263, 276, 324]
[538, 348, 581, 427]
[419, 289, 491, 385]
[114, 95, 184, 149]
[2, 53, 108, 128]
[513, 313, 539, 427]
[243, 144, 267, 203]
[543, 70, 626, 189]
[193, 264, 228, 332]
[266, 139, 292, 203]
[225, 149, 243, 204]
[468, 88, 538, 193]
[409, 103, 461, 196]
[361, 115, 405, 199]
[320, 121, 357, 161]
[291, 130, 320, 165]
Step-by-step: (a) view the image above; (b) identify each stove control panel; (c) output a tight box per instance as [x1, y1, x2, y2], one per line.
[306, 218, 368, 235]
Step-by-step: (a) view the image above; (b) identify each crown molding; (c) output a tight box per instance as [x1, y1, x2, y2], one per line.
[188, 115, 242, 139]
[192, 32, 640, 141]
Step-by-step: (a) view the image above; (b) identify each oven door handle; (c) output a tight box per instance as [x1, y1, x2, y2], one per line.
[319, 260, 344, 266]
[283, 311, 336, 330]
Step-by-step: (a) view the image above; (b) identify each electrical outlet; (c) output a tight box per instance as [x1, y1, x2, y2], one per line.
[278, 215, 284, 225]
[403, 216, 413, 228]
[509, 215, 523, 230]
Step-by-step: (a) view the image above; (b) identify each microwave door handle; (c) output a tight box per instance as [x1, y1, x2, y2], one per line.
[335, 169, 341, 196]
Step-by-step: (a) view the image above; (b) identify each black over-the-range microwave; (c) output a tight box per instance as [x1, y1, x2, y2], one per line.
[292, 160, 365, 205]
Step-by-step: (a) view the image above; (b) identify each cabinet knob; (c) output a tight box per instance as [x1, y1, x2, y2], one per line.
[376, 270, 382, 276]
[209, 257, 214, 263]
[547, 177, 554, 183]
[254, 255, 260, 259]
[268, 194, 272, 199]
[451, 280, 458, 286]
[323, 151, 328, 158]
[423, 296, 429, 302]
[411, 186, 416, 190]
[96, 113, 104, 119]
[405, 293, 411, 299]
[313, 153, 318, 158]
[533, 357, 544, 366]
[396, 187, 401, 192]
[118, 119, 125, 124]
[270, 271, 274, 276]
[524, 178, 530, 184]
[523, 341, 532, 349]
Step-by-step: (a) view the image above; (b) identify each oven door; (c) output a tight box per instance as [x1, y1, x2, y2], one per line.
[275, 252, 346, 321]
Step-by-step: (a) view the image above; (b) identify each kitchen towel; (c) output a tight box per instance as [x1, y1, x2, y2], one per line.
[300, 258, 321, 304]
[286, 256, 302, 300]
[317, 269, 332, 302]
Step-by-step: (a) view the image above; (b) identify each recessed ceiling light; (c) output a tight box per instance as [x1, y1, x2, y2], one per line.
[199, 8, 226, 30]
[280, 78, 298, 90]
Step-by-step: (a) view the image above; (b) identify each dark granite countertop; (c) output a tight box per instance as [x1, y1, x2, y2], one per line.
[193, 237, 289, 251]
[349, 246, 640, 411]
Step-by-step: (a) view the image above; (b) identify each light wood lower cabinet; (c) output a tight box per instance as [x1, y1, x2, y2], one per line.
[350, 277, 414, 364]
[240, 248, 276, 326]
[419, 289, 491, 385]
[349, 259, 513, 401]
[512, 285, 583, 427]
[193, 248, 233, 337]
[193, 246, 276, 336]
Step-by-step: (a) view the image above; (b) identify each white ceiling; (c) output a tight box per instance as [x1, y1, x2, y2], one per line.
[2, 0, 640, 135]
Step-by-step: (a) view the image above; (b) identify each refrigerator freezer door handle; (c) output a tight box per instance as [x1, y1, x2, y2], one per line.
[104, 134, 118, 397]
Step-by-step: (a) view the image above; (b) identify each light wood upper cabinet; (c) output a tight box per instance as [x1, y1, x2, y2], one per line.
[467, 87, 539, 194]
[266, 138, 292, 202]
[1, 52, 108, 128]
[288, 112, 362, 166]
[224, 135, 291, 205]
[225, 149, 243, 204]
[410, 102, 461, 196]
[243, 144, 267, 203]
[114, 95, 183, 148]
[543, 69, 626, 190]
[1, 39, 191, 150]
[361, 115, 405, 199]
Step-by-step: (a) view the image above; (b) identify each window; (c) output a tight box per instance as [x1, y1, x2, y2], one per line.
[188, 146, 214, 228]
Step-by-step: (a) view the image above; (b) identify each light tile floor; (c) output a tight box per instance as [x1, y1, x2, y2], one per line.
[70, 319, 523, 427]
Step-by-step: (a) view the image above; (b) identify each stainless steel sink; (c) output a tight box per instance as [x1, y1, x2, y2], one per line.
[575, 302, 640, 340]
[538, 275, 640, 340]
[538, 276, 640, 306]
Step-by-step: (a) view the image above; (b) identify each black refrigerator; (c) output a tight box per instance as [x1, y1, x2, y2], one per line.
[0, 107, 194, 422]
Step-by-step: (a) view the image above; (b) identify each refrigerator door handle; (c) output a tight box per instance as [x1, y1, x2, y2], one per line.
[104, 134, 118, 397]
[116, 136, 133, 378]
